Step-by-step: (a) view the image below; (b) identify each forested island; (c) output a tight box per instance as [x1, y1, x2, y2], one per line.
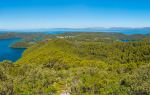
[0, 32, 150, 95]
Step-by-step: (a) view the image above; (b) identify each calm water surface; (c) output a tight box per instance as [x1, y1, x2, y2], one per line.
[45, 29, 150, 35]
[0, 38, 25, 62]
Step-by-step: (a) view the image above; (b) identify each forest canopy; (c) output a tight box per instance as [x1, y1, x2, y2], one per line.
[0, 32, 150, 95]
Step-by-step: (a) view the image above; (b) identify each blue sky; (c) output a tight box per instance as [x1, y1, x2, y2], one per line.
[0, 0, 150, 29]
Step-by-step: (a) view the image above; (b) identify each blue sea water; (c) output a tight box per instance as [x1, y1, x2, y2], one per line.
[45, 29, 150, 35]
[99, 29, 150, 35]
[0, 38, 25, 62]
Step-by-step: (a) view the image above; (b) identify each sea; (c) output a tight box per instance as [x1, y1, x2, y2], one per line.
[45, 28, 150, 35]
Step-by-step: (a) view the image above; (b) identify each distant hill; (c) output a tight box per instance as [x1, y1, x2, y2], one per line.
[1, 27, 150, 34]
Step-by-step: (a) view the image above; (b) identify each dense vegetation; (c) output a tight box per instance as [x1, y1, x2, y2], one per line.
[0, 32, 55, 48]
[0, 32, 150, 95]
[1, 32, 150, 48]
[57, 32, 150, 42]
[10, 42, 31, 48]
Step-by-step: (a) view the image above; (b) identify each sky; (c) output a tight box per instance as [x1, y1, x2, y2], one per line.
[0, 0, 150, 29]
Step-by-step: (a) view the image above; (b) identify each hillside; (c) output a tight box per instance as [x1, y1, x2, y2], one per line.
[0, 38, 150, 95]
[17, 39, 150, 64]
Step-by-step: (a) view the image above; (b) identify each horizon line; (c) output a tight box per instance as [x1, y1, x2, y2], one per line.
[1, 27, 150, 30]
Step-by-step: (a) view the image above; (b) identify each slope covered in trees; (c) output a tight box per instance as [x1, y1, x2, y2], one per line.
[17, 39, 150, 64]
[0, 32, 150, 95]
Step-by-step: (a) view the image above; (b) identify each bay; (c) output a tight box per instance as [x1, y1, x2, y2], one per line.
[0, 38, 25, 62]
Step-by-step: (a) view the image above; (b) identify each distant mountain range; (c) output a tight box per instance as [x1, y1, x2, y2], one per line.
[0, 27, 150, 33]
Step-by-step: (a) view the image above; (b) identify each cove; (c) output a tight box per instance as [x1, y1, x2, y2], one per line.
[0, 38, 25, 62]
